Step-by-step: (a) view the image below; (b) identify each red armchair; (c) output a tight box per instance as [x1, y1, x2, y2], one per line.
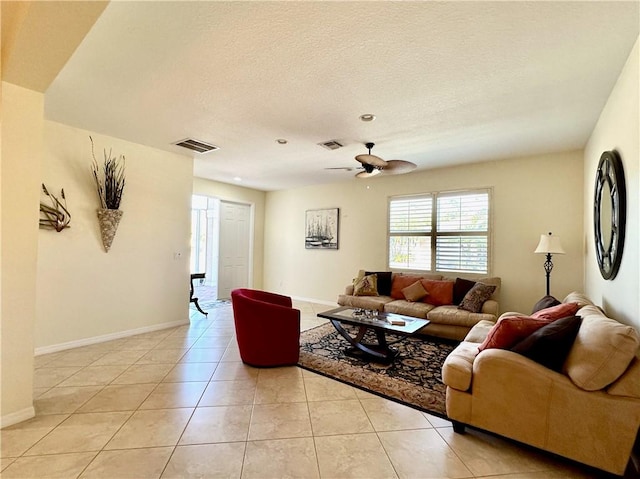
[230, 288, 301, 367]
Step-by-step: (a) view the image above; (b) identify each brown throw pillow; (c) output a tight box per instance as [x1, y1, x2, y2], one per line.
[453, 278, 476, 305]
[459, 283, 496, 313]
[353, 274, 378, 296]
[531, 295, 561, 314]
[402, 281, 428, 302]
[365, 271, 392, 296]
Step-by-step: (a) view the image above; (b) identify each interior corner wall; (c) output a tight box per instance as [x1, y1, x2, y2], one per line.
[1, 82, 43, 424]
[192, 177, 266, 290]
[263, 151, 584, 314]
[35, 121, 194, 349]
[584, 36, 639, 327]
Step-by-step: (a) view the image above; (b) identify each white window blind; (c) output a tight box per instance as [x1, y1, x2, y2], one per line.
[388, 190, 490, 274]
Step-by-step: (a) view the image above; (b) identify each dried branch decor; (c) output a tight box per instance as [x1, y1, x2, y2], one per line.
[39, 184, 71, 232]
[90, 137, 126, 252]
[90, 136, 126, 210]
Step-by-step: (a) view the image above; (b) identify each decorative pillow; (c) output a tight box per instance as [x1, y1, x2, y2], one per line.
[391, 275, 427, 299]
[531, 295, 561, 314]
[365, 271, 392, 296]
[478, 315, 553, 352]
[402, 281, 428, 302]
[459, 283, 496, 313]
[453, 278, 476, 305]
[353, 274, 378, 296]
[531, 302, 579, 320]
[511, 315, 582, 371]
[421, 280, 454, 306]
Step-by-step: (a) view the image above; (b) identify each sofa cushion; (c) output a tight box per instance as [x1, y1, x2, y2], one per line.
[427, 306, 496, 328]
[441, 341, 480, 391]
[564, 305, 640, 391]
[384, 300, 433, 319]
[478, 315, 553, 352]
[459, 283, 496, 313]
[607, 357, 640, 398]
[337, 294, 394, 311]
[421, 279, 454, 306]
[365, 271, 392, 296]
[531, 295, 561, 314]
[511, 315, 582, 371]
[531, 302, 579, 320]
[402, 280, 428, 302]
[353, 274, 378, 296]
[453, 278, 476, 305]
[464, 320, 496, 343]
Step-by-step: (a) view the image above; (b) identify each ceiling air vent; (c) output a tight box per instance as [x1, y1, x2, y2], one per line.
[318, 140, 344, 151]
[173, 138, 219, 154]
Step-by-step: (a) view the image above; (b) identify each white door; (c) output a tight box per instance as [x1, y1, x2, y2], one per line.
[218, 201, 251, 299]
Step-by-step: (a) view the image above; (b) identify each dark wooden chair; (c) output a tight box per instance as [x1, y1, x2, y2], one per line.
[190, 273, 208, 316]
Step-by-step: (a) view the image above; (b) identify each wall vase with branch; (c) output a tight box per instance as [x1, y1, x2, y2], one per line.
[91, 137, 126, 252]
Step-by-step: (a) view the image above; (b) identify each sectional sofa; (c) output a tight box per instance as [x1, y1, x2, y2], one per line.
[337, 271, 501, 341]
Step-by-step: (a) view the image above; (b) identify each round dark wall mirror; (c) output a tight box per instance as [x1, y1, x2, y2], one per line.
[594, 150, 626, 280]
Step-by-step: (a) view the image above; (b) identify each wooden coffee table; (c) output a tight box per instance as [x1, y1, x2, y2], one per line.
[317, 306, 429, 363]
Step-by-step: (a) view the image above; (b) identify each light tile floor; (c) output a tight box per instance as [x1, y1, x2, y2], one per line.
[0, 301, 619, 478]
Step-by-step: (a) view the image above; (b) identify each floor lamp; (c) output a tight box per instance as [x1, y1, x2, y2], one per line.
[534, 232, 565, 296]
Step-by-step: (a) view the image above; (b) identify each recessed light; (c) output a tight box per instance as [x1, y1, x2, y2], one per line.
[276, 139, 288, 144]
[233, 177, 242, 182]
[359, 114, 376, 122]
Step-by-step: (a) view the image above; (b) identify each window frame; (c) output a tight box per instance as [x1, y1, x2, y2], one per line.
[387, 188, 492, 276]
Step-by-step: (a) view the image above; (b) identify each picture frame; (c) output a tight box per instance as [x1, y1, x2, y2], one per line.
[305, 208, 339, 249]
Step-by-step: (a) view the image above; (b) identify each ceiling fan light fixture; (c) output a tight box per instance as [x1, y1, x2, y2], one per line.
[275, 139, 288, 144]
[359, 114, 376, 122]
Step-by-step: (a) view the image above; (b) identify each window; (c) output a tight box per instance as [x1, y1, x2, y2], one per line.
[388, 189, 490, 274]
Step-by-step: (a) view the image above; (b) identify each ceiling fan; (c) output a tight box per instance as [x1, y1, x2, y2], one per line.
[327, 142, 417, 178]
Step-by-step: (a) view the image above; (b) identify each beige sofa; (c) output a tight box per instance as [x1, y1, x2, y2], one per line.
[337, 273, 501, 341]
[442, 292, 640, 475]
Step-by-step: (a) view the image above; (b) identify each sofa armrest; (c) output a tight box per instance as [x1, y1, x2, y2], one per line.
[480, 299, 499, 316]
[345, 284, 354, 295]
[442, 342, 481, 391]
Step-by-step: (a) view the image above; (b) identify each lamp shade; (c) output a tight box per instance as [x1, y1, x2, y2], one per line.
[534, 233, 565, 255]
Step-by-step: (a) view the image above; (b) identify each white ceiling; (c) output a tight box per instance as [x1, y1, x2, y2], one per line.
[45, 1, 639, 192]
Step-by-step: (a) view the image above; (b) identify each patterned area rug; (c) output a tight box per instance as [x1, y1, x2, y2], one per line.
[299, 322, 457, 417]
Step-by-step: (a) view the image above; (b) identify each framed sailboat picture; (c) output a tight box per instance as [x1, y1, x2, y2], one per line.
[305, 208, 339, 250]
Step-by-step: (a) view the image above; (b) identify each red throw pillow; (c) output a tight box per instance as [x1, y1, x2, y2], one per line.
[421, 280, 454, 306]
[478, 316, 554, 352]
[531, 302, 579, 320]
[391, 275, 426, 299]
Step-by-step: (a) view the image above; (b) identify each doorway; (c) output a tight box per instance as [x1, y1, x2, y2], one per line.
[190, 195, 252, 300]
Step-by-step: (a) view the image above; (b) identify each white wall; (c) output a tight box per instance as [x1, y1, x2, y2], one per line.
[1, 82, 43, 425]
[193, 177, 266, 291]
[264, 151, 584, 314]
[35, 121, 194, 349]
[584, 37, 639, 327]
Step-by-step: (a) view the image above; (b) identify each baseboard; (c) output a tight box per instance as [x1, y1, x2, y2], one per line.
[1, 406, 35, 429]
[34, 319, 190, 356]
[291, 295, 338, 307]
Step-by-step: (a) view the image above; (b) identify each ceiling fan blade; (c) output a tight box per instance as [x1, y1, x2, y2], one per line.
[355, 169, 382, 179]
[325, 167, 355, 171]
[355, 154, 387, 167]
[382, 160, 417, 175]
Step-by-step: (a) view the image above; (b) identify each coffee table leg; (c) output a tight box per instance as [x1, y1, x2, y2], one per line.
[329, 320, 398, 362]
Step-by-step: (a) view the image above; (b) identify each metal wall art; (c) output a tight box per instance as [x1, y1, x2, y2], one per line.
[594, 150, 626, 280]
[39, 183, 71, 232]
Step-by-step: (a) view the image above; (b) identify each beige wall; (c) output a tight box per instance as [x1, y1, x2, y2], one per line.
[1, 82, 43, 425]
[264, 151, 584, 314]
[584, 36, 639, 327]
[35, 121, 194, 349]
[193, 177, 266, 290]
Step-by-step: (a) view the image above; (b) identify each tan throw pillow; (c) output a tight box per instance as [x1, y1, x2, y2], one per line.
[564, 306, 640, 391]
[353, 274, 378, 296]
[402, 280, 428, 302]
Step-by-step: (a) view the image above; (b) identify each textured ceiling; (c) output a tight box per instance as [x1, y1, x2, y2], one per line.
[45, 1, 639, 191]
